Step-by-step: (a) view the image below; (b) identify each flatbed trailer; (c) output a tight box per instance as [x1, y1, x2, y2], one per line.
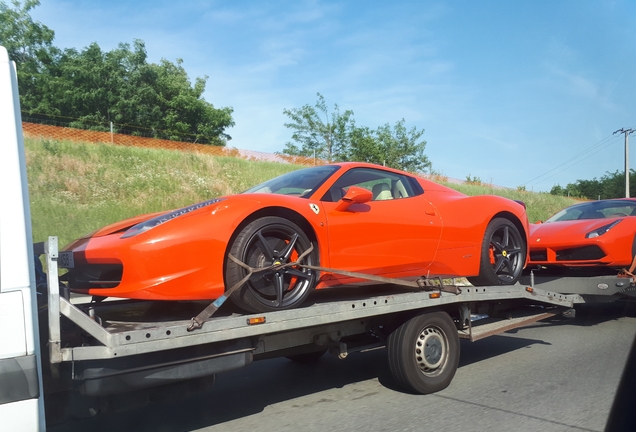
[36, 236, 586, 420]
[34, 234, 635, 424]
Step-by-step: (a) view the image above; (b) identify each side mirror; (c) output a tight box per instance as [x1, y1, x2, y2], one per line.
[335, 186, 372, 211]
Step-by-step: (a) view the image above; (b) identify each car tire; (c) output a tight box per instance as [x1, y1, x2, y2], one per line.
[225, 216, 317, 313]
[387, 311, 460, 394]
[468, 217, 526, 286]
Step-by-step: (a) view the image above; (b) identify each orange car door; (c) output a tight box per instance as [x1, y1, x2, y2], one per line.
[322, 195, 443, 280]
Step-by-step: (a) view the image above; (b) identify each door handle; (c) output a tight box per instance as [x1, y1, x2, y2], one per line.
[425, 210, 436, 216]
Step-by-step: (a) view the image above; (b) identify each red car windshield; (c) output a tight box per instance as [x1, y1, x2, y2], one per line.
[545, 200, 636, 222]
[242, 165, 340, 198]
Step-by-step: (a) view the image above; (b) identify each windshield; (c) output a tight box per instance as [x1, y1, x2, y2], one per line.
[545, 200, 636, 222]
[243, 165, 340, 198]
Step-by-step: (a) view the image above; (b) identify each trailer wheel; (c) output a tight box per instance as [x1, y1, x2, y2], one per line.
[226, 216, 317, 313]
[387, 311, 459, 394]
[468, 217, 525, 286]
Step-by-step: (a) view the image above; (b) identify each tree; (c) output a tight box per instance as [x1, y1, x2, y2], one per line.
[550, 169, 636, 199]
[348, 125, 382, 163]
[550, 184, 565, 196]
[0, 0, 56, 108]
[375, 119, 431, 173]
[2, 1, 234, 145]
[282, 94, 432, 172]
[0, 0, 53, 64]
[282, 93, 354, 161]
[28, 41, 234, 144]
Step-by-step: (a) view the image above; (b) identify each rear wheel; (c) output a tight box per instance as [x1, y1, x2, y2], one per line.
[468, 218, 526, 286]
[225, 217, 317, 313]
[387, 311, 459, 394]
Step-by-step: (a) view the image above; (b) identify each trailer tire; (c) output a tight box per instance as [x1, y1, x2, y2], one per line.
[387, 311, 459, 394]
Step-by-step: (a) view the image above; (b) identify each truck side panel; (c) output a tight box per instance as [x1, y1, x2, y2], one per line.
[0, 45, 46, 431]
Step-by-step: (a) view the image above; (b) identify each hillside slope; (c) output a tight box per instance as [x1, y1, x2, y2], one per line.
[25, 137, 579, 247]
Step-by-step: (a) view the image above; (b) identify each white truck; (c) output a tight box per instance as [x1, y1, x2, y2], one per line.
[2, 46, 634, 430]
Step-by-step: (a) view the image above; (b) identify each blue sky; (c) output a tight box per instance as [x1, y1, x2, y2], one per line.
[30, 0, 636, 191]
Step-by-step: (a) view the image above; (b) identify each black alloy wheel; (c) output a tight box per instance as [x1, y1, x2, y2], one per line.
[468, 217, 526, 286]
[226, 217, 317, 313]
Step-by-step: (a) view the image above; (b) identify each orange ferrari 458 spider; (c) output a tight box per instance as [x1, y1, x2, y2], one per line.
[529, 198, 636, 269]
[61, 162, 529, 312]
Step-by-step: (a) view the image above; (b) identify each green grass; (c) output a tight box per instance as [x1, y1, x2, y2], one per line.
[441, 182, 580, 223]
[26, 137, 301, 247]
[25, 137, 580, 248]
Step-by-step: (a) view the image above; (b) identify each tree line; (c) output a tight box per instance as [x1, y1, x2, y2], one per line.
[2, 1, 432, 170]
[0, 0, 234, 145]
[282, 93, 431, 173]
[550, 170, 635, 199]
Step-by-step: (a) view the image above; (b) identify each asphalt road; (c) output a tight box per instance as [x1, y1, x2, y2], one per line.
[52, 303, 636, 432]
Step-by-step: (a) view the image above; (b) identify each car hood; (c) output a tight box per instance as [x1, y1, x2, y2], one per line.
[90, 211, 168, 237]
[529, 218, 620, 241]
[87, 193, 295, 238]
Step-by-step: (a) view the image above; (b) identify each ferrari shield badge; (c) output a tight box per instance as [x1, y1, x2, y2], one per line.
[309, 203, 320, 214]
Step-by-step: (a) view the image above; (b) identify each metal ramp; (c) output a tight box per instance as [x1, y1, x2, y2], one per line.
[459, 309, 560, 342]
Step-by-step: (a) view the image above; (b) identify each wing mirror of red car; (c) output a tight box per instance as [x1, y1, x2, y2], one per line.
[335, 186, 372, 211]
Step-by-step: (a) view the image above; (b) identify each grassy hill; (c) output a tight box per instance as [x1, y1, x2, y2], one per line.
[25, 137, 579, 248]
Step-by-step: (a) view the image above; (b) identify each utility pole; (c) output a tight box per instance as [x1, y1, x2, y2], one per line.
[614, 128, 636, 198]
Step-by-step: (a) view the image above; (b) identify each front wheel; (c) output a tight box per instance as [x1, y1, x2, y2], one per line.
[387, 311, 460, 394]
[225, 216, 317, 313]
[468, 217, 526, 286]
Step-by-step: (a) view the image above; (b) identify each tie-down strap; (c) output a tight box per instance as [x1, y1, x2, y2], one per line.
[187, 245, 460, 331]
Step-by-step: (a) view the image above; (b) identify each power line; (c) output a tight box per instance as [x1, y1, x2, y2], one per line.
[523, 133, 621, 187]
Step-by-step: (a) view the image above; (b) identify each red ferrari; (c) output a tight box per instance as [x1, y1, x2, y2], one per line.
[529, 198, 636, 268]
[61, 162, 529, 312]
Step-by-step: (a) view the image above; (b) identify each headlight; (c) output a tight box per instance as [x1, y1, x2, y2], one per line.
[585, 220, 622, 238]
[121, 198, 224, 239]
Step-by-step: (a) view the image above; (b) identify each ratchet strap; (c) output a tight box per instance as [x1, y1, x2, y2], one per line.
[188, 245, 315, 331]
[187, 245, 461, 331]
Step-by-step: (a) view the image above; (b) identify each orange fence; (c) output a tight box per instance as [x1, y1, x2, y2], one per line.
[21, 123, 513, 189]
[22, 122, 322, 166]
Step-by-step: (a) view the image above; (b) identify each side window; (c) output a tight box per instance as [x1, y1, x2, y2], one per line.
[321, 168, 421, 202]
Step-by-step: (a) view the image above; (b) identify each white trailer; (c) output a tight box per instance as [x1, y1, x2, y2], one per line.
[1, 46, 634, 429]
